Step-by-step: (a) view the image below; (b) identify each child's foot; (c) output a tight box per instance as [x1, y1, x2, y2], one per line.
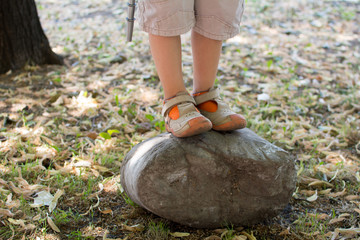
[162, 91, 212, 138]
[193, 86, 247, 131]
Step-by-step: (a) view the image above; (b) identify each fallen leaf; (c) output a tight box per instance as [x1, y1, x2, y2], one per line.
[257, 93, 270, 101]
[338, 213, 350, 218]
[308, 180, 333, 188]
[240, 231, 257, 240]
[233, 236, 247, 240]
[100, 209, 113, 214]
[32, 214, 41, 221]
[329, 217, 345, 225]
[337, 227, 360, 236]
[87, 132, 98, 140]
[345, 195, 360, 201]
[0, 208, 14, 218]
[306, 190, 318, 202]
[30, 190, 54, 208]
[23, 223, 36, 231]
[328, 189, 347, 198]
[170, 232, 190, 237]
[279, 228, 290, 236]
[213, 229, 226, 234]
[319, 189, 332, 195]
[122, 224, 145, 232]
[49, 189, 64, 213]
[47, 216, 60, 232]
[204, 236, 221, 240]
[8, 218, 25, 227]
[300, 189, 316, 196]
[354, 208, 360, 214]
[307, 213, 330, 220]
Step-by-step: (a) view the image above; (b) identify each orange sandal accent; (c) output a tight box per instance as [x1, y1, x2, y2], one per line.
[162, 92, 212, 138]
[193, 86, 247, 131]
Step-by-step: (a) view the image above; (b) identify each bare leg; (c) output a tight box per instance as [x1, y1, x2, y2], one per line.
[191, 30, 247, 130]
[148, 34, 186, 99]
[191, 30, 222, 93]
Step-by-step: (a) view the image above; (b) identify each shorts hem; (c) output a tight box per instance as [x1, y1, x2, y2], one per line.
[139, 22, 195, 37]
[193, 27, 240, 41]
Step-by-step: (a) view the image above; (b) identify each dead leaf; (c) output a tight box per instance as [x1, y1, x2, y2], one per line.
[23, 223, 36, 231]
[122, 224, 145, 232]
[319, 189, 332, 195]
[30, 190, 54, 208]
[306, 190, 318, 202]
[307, 213, 330, 220]
[49, 189, 64, 213]
[338, 213, 350, 218]
[87, 132, 98, 140]
[32, 214, 41, 221]
[328, 189, 347, 198]
[300, 189, 316, 196]
[345, 195, 360, 201]
[354, 208, 360, 214]
[329, 217, 345, 225]
[233, 236, 247, 240]
[308, 180, 333, 188]
[240, 231, 257, 240]
[337, 227, 360, 236]
[213, 229, 226, 234]
[100, 209, 113, 214]
[0, 209, 14, 218]
[279, 228, 290, 236]
[8, 218, 25, 227]
[169, 232, 190, 237]
[47, 216, 60, 232]
[204, 235, 221, 240]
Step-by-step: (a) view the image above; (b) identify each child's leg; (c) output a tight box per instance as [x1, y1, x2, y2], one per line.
[148, 34, 186, 99]
[149, 33, 212, 137]
[191, 30, 246, 131]
[191, 30, 222, 93]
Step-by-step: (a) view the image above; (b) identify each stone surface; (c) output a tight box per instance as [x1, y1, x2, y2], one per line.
[120, 128, 296, 228]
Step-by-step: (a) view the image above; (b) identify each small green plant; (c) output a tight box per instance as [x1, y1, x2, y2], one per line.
[67, 230, 94, 240]
[340, 10, 355, 21]
[154, 120, 166, 132]
[53, 209, 72, 225]
[99, 129, 120, 140]
[147, 221, 170, 240]
[221, 225, 236, 240]
[120, 191, 136, 207]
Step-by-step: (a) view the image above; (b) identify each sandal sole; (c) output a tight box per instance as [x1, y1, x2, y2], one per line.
[167, 117, 212, 138]
[213, 115, 247, 131]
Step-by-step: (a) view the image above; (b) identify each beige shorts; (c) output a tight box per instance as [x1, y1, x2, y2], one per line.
[137, 0, 245, 41]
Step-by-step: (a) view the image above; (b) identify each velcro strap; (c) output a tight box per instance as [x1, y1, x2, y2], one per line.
[161, 93, 196, 116]
[193, 87, 220, 105]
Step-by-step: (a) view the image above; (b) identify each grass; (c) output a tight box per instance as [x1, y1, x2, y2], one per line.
[146, 221, 170, 240]
[0, 0, 359, 239]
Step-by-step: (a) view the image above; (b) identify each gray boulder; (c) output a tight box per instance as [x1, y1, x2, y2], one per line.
[120, 128, 296, 228]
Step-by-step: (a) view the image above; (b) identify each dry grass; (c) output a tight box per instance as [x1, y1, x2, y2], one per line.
[0, 0, 359, 239]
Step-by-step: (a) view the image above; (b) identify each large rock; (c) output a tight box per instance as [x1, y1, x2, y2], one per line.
[120, 128, 296, 228]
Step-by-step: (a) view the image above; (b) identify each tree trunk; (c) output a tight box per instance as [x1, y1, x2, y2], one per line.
[0, 0, 63, 74]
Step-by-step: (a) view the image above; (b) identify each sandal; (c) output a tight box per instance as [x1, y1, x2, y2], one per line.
[193, 86, 247, 131]
[162, 91, 212, 138]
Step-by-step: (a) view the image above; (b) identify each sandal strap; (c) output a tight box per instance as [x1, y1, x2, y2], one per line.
[162, 92, 196, 116]
[193, 86, 220, 105]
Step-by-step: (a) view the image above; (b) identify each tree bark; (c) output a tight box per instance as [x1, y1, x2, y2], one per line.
[0, 0, 63, 74]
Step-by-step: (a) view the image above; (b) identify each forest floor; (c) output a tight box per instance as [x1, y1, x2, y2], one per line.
[0, 0, 360, 239]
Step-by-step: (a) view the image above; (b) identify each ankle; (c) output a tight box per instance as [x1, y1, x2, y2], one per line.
[164, 90, 189, 103]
